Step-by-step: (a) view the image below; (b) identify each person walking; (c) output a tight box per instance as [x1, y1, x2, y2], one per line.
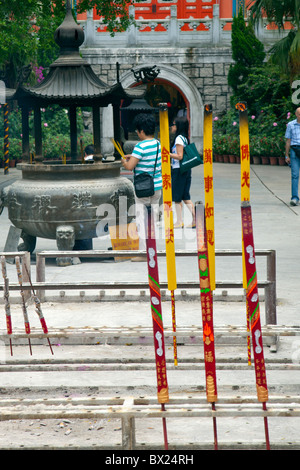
[123, 113, 162, 260]
[170, 116, 195, 227]
[285, 107, 300, 206]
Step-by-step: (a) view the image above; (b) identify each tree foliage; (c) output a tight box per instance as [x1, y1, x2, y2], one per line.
[248, 0, 300, 79]
[0, 1, 65, 88]
[227, 8, 265, 94]
[247, 0, 300, 29]
[0, 0, 141, 88]
[235, 64, 292, 118]
[77, 0, 142, 35]
[225, 6, 293, 144]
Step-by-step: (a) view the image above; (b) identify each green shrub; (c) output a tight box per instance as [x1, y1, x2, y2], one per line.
[0, 105, 93, 161]
[213, 105, 289, 158]
[228, 8, 265, 95]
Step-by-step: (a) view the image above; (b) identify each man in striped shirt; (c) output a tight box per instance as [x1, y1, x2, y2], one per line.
[123, 113, 162, 259]
[285, 107, 300, 205]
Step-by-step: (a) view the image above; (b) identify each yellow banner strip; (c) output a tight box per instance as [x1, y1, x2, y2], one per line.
[159, 104, 177, 291]
[236, 102, 250, 203]
[203, 104, 215, 291]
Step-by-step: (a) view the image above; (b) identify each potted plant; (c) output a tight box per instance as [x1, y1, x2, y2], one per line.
[258, 136, 270, 164]
[213, 135, 226, 162]
[8, 138, 22, 166]
[250, 135, 261, 164]
[213, 135, 235, 162]
[228, 135, 240, 163]
[277, 136, 286, 165]
[266, 135, 286, 165]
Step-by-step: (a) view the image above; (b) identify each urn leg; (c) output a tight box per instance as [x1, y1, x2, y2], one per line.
[73, 239, 93, 250]
[18, 230, 37, 254]
[56, 225, 75, 266]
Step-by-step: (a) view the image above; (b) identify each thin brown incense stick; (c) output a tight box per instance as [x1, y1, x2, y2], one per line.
[1, 256, 13, 355]
[262, 402, 270, 448]
[4, 277, 13, 355]
[15, 257, 32, 355]
[23, 264, 54, 355]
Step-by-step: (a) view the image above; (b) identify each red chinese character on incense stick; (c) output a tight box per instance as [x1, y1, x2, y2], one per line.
[161, 146, 169, 163]
[204, 148, 212, 164]
[241, 144, 250, 161]
[204, 175, 213, 193]
[162, 173, 171, 190]
[242, 170, 250, 188]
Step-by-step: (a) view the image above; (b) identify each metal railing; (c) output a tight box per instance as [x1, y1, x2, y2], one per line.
[0, 251, 31, 300]
[0, 248, 277, 325]
[0, 394, 299, 450]
[30, 248, 277, 325]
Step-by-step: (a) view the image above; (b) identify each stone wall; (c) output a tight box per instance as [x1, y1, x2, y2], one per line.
[81, 46, 234, 150]
[83, 46, 233, 114]
[79, 3, 286, 151]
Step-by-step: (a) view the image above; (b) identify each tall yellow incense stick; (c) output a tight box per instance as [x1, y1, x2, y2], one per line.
[237, 102, 250, 202]
[110, 138, 125, 159]
[203, 104, 215, 290]
[236, 101, 251, 366]
[159, 103, 178, 366]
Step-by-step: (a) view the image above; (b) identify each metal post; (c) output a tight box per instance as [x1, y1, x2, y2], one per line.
[92, 105, 102, 161]
[266, 249, 277, 350]
[34, 106, 43, 163]
[112, 103, 121, 160]
[266, 250, 277, 325]
[21, 105, 30, 162]
[22, 251, 31, 301]
[122, 416, 136, 449]
[69, 105, 78, 161]
[36, 254, 46, 302]
[3, 103, 9, 174]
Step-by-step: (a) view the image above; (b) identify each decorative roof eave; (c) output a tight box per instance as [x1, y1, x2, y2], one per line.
[14, 78, 146, 108]
[4, 88, 17, 101]
[8, 0, 146, 109]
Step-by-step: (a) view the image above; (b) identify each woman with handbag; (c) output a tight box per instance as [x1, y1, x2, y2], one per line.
[123, 113, 162, 261]
[170, 116, 196, 228]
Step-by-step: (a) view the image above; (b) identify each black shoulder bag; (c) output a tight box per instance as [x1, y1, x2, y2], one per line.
[134, 142, 159, 198]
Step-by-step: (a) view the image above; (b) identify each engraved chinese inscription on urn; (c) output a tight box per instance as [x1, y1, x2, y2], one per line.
[1, 162, 135, 265]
